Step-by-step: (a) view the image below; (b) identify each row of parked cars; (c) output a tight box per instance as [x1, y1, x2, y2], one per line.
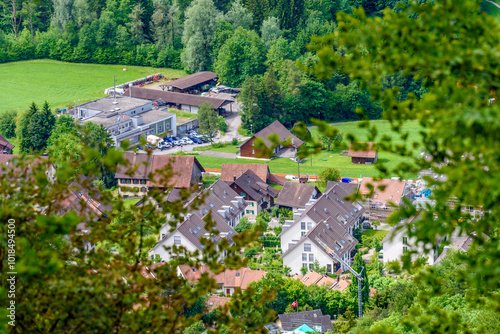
[139, 130, 208, 151]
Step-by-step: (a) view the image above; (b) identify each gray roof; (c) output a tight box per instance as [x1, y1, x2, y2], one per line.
[0, 134, 14, 149]
[82, 114, 131, 128]
[231, 170, 278, 202]
[135, 109, 174, 124]
[283, 217, 358, 260]
[153, 179, 244, 252]
[275, 182, 321, 209]
[295, 183, 365, 228]
[80, 96, 151, 113]
[325, 181, 359, 194]
[130, 86, 230, 109]
[238, 120, 304, 149]
[160, 71, 218, 90]
[278, 310, 334, 333]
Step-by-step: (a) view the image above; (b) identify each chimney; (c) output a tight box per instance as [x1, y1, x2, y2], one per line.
[233, 175, 236, 181]
[218, 209, 226, 218]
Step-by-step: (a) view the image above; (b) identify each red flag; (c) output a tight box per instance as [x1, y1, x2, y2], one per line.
[336, 268, 342, 275]
[291, 300, 297, 308]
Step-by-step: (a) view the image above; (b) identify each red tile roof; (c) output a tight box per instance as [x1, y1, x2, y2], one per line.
[348, 142, 377, 158]
[207, 296, 231, 311]
[359, 177, 407, 205]
[221, 163, 269, 183]
[115, 153, 204, 188]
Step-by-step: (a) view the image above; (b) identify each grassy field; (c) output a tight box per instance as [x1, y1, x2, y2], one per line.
[0, 59, 186, 112]
[167, 108, 197, 119]
[191, 120, 422, 179]
[193, 143, 240, 153]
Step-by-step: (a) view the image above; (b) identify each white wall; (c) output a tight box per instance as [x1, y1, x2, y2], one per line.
[383, 226, 437, 265]
[150, 230, 199, 262]
[181, 104, 199, 114]
[283, 239, 335, 276]
[280, 215, 316, 252]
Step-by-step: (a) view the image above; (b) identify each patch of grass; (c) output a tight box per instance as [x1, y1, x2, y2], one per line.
[192, 142, 240, 153]
[238, 126, 251, 137]
[362, 230, 389, 240]
[167, 108, 197, 119]
[0, 59, 186, 112]
[5, 137, 20, 154]
[123, 198, 140, 207]
[202, 173, 220, 187]
[270, 184, 283, 190]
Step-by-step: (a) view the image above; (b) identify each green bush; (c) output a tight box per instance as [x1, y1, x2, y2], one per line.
[231, 137, 239, 145]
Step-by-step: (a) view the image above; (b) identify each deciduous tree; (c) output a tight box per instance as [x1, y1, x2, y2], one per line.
[197, 101, 219, 142]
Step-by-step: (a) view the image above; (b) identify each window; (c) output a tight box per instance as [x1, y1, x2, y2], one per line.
[252, 149, 255, 154]
[371, 204, 376, 209]
[126, 179, 131, 184]
[301, 231, 306, 236]
[307, 222, 312, 230]
[141, 180, 147, 184]
[159, 125, 163, 132]
[141, 187, 146, 192]
[304, 243, 311, 252]
[246, 210, 250, 214]
[133, 180, 139, 184]
[309, 263, 313, 269]
[252, 141, 254, 146]
[309, 254, 314, 262]
[302, 253, 307, 261]
[301, 222, 306, 230]
[302, 263, 308, 268]
[403, 237, 408, 245]
[403, 246, 408, 253]
[327, 264, 332, 273]
[174, 236, 181, 245]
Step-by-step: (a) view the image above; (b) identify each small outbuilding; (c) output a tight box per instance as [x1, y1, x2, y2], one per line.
[348, 142, 378, 164]
[159, 71, 218, 94]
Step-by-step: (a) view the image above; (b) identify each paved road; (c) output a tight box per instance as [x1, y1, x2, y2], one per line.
[217, 112, 248, 143]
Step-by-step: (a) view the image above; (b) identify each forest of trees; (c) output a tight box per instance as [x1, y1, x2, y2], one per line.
[0, 0, 428, 131]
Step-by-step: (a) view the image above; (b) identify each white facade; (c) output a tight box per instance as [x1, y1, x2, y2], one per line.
[181, 104, 199, 114]
[382, 224, 438, 265]
[282, 238, 351, 276]
[244, 200, 259, 218]
[150, 230, 198, 262]
[281, 215, 316, 252]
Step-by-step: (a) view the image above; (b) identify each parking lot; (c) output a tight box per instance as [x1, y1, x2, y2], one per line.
[133, 129, 214, 155]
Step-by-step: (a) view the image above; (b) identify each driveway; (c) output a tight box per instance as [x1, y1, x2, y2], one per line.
[215, 113, 249, 143]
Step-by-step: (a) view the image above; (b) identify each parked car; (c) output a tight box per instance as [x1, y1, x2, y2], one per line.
[173, 140, 182, 146]
[182, 137, 194, 145]
[163, 136, 173, 143]
[190, 136, 202, 144]
[136, 145, 143, 150]
[285, 175, 299, 181]
[157, 141, 170, 151]
[145, 144, 154, 150]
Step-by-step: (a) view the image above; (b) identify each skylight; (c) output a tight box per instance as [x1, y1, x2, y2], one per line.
[200, 244, 205, 249]
[193, 230, 198, 234]
[228, 230, 233, 235]
[341, 240, 346, 244]
[344, 214, 349, 219]
[196, 226, 201, 230]
[335, 247, 339, 251]
[203, 209, 209, 214]
[209, 203, 214, 208]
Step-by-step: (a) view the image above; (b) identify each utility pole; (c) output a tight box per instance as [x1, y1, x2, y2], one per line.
[315, 237, 364, 318]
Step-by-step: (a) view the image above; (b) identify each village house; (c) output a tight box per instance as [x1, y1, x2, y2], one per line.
[275, 181, 321, 213]
[150, 180, 246, 262]
[275, 310, 335, 334]
[159, 71, 218, 94]
[0, 134, 14, 154]
[228, 170, 279, 218]
[115, 153, 204, 199]
[0, 154, 56, 183]
[177, 264, 266, 296]
[129, 86, 234, 114]
[348, 142, 378, 164]
[237, 120, 304, 159]
[56, 176, 112, 252]
[359, 177, 411, 223]
[280, 183, 364, 274]
[220, 163, 285, 185]
[381, 212, 443, 265]
[74, 95, 177, 147]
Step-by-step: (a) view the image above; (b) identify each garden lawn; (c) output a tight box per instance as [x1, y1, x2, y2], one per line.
[0, 59, 186, 112]
[193, 143, 240, 153]
[362, 230, 389, 240]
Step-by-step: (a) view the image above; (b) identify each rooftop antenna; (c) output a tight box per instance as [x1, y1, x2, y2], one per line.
[113, 75, 118, 105]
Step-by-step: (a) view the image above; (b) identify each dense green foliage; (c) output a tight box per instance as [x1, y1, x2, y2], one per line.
[197, 101, 219, 142]
[17, 101, 55, 153]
